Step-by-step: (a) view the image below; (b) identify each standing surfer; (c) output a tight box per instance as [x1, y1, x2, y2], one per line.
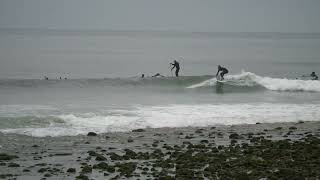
[216, 65, 229, 80]
[170, 60, 180, 77]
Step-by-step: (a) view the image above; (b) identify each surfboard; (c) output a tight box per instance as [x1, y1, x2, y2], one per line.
[216, 79, 226, 83]
[216, 75, 226, 83]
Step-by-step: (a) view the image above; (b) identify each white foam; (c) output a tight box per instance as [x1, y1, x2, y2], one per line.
[187, 78, 217, 88]
[2, 103, 319, 137]
[188, 71, 320, 92]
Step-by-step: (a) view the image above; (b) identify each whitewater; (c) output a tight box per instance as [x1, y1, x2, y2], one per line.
[0, 72, 319, 137]
[188, 71, 320, 92]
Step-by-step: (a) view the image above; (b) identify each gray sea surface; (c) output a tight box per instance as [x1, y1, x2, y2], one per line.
[0, 29, 319, 137]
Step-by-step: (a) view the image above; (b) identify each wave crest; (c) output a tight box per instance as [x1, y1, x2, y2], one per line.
[188, 71, 320, 92]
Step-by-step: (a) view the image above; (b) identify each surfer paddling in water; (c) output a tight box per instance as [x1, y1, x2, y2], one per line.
[216, 65, 229, 80]
[170, 60, 180, 77]
[302, 72, 318, 80]
[310, 72, 318, 80]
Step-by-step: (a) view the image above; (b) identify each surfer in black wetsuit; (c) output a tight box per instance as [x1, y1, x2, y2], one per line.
[216, 65, 229, 80]
[152, 73, 164, 77]
[310, 72, 318, 80]
[170, 60, 180, 77]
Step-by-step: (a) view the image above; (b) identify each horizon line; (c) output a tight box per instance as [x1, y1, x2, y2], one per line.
[1, 27, 320, 35]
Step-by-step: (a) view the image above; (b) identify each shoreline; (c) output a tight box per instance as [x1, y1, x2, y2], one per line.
[0, 121, 319, 179]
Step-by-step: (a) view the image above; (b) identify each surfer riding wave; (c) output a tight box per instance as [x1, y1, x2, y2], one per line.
[216, 65, 229, 80]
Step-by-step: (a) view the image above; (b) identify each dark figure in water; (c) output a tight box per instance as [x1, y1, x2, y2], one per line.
[216, 65, 229, 80]
[141, 74, 145, 78]
[310, 72, 318, 80]
[152, 73, 164, 77]
[170, 60, 180, 77]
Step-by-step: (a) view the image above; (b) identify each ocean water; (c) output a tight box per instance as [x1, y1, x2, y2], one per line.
[0, 29, 319, 137]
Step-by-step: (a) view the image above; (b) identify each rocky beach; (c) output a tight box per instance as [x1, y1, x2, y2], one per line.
[0, 121, 319, 180]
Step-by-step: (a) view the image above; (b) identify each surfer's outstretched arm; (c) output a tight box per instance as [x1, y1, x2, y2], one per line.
[216, 70, 220, 77]
[171, 64, 176, 71]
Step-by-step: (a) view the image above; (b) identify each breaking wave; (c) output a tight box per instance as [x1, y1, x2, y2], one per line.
[188, 71, 320, 92]
[1, 103, 319, 137]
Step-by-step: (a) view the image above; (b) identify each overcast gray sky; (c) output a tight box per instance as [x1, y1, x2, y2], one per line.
[0, 0, 320, 32]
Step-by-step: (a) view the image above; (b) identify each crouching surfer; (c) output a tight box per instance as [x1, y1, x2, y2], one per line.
[216, 65, 229, 80]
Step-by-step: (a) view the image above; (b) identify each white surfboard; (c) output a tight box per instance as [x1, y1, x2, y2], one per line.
[216, 75, 226, 83]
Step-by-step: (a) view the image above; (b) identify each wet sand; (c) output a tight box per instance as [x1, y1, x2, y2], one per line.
[0, 121, 319, 180]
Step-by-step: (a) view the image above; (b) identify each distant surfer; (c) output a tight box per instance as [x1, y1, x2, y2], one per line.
[141, 74, 145, 78]
[170, 60, 180, 77]
[302, 72, 318, 80]
[152, 73, 164, 77]
[310, 72, 318, 80]
[216, 65, 229, 80]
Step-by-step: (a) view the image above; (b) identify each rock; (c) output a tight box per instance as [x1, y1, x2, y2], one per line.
[44, 173, 52, 177]
[124, 149, 137, 159]
[35, 163, 47, 166]
[38, 168, 48, 173]
[132, 129, 145, 132]
[53, 153, 72, 156]
[136, 152, 150, 160]
[195, 129, 203, 134]
[200, 140, 209, 144]
[109, 152, 123, 161]
[185, 135, 194, 139]
[116, 162, 137, 177]
[23, 169, 30, 172]
[229, 133, 241, 139]
[151, 149, 164, 159]
[87, 132, 97, 136]
[0, 162, 6, 166]
[67, 168, 76, 173]
[95, 154, 107, 161]
[8, 163, 20, 167]
[93, 162, 115, 173]
[231, 139, 237, 144]
[87, 150, 98, 156]
[163, 145, 174, 150]
[81, 165, 92, 174]
[0, 153, 18, 160]
[76, 174, 89, 180]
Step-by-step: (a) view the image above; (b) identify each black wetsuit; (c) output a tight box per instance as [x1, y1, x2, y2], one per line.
[171, 61, 180, 77]
[152, 73, 164, 77]
[311, 73, 318, 80]
[216, 66, 229, 80]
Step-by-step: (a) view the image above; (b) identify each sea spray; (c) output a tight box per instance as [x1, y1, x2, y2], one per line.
[188, 71, 320, 92]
